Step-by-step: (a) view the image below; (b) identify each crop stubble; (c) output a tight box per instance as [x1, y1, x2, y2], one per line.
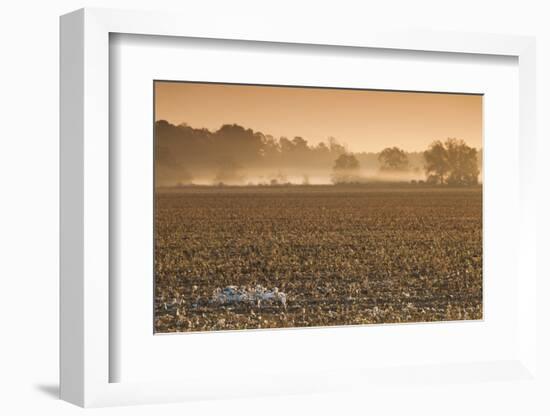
[154, 186, 482, 333]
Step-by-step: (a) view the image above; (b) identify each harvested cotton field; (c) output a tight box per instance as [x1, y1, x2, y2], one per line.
[154, 185, 482, 333]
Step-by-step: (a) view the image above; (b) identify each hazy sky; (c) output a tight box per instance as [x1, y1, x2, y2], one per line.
[155, 81, 482, 153]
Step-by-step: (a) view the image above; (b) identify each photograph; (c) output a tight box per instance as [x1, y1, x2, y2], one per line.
[153, 81, 483, 333]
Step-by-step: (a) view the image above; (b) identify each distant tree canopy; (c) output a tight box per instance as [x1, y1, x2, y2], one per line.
[155, 120, 349, 185]
[378, 147, 409, 171]
[155, 120, 480, 186]
[424, 138, 480, 185]
[331, 153, 360, 184]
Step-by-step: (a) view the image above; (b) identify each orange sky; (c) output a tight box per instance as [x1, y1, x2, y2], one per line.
[155, 81, 482, 153]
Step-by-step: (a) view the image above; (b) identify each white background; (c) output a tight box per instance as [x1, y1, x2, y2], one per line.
[1, 1, 549, 415]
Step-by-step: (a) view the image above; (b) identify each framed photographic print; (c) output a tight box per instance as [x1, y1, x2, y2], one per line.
[60, 8, 539, 408]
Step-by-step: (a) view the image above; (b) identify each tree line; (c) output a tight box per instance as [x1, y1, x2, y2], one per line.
[156, 120, 480, 186]
[333, 139, 480, 185]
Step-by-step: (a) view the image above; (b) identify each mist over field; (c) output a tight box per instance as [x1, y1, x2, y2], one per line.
[164, 169, 427, 187]
[155, 120, 481, 187]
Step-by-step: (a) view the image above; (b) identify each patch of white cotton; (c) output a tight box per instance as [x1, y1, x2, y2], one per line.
[211, 285, 287, 309]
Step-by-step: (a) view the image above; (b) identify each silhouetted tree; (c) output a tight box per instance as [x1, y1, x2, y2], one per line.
[331, 153, 360, 184]
[424, 140, 449, 184]
[424, 138, 479, 185]
[378, 147, 409, 171]
[445, 138, 480, 185]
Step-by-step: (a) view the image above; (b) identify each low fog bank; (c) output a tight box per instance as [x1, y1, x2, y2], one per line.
[155, 120, 482, 188]
[157, 168, 429, 187]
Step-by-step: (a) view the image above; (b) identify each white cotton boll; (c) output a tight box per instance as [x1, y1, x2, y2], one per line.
[211, 285, 288, 309]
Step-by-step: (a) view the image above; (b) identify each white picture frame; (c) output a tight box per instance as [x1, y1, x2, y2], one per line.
[60, 7, 538, 408]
